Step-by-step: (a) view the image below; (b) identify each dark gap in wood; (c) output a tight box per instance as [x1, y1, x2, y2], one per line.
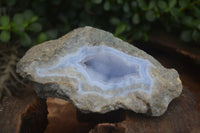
[19, 98, 48, 133]
[76, 108, 126, 124]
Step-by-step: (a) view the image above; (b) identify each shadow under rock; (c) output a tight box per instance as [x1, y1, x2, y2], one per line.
[76, 108, 127, 124]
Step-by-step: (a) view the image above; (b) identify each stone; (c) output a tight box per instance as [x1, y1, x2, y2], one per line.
[16, 26, 182, 116]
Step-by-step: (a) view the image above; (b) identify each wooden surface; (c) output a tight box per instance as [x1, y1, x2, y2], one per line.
[0, 92, 48, 133]
[44, 98, 93, 133]
[149, 31, 200, 65]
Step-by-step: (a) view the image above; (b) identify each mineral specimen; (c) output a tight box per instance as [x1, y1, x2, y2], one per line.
[17, 26, 182, 116]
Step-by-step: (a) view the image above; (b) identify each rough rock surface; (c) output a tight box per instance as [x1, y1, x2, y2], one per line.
[17, 26, 182, 116]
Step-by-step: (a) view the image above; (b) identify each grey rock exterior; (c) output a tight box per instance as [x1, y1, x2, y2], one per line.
[17, 26, 182, 116]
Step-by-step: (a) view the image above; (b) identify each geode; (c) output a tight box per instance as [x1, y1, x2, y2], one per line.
[17, 26, 182, 116]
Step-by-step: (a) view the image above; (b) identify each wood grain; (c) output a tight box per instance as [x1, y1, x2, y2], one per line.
[0, 92, 47, 133]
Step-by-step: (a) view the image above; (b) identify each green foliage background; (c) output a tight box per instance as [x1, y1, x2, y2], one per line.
[0, 0, 200, 46]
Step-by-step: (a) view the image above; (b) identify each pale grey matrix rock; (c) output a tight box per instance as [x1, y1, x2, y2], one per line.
[17, 26, 182, 116]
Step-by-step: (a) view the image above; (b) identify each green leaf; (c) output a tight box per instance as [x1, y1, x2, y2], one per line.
[37, 33, 48, 43]
[117, 0, 123, 4]
[103, 1, 110, 11]
[23, 10, 34, 21]
[197, 23, 200, 30]
[170, 8, 180, 17]
[132, 14, 140, 24]
[29, 23, 42, 32]
[179, 0, 189, 8]
[29, 16, 38, 23]
[115, 23, 127, 36]
[0, 15, 10, 26]
[180, 30, 192, 42]
[193, 6, 200, 18]
[1, 24, 11, 30]
[131, 1, 137, 9]
[169, 0, 177, 8]
[170, 7, 184, 20]
[13, 24, 24, 35]
[181, 16, 193, 27]
[109, 17, 120, 25]
[13, 14, 24, 24]
[145, 11, 156, 22]
[158, 0, 168, 11]
[46, 29, 58, 39]
[192, 30, 200, 42]
[0, 31, 10, 42]
[148, 1, 156, 10]
[91, 0, 102, 4]
[123, 2, 130, 13]
[23, 21, 29, 28]
[5, 0, 16, 6]
[20, 33, 31, 46]
[143, 32, 148, 41]
[137, 0, 148, 11]
[132, 30, 143, 40]
[84, 1, 92, 10]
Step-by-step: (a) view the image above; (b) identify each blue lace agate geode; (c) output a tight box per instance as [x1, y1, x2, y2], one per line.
[36, 45, 153, 97]
[17, 26, 182, 116]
